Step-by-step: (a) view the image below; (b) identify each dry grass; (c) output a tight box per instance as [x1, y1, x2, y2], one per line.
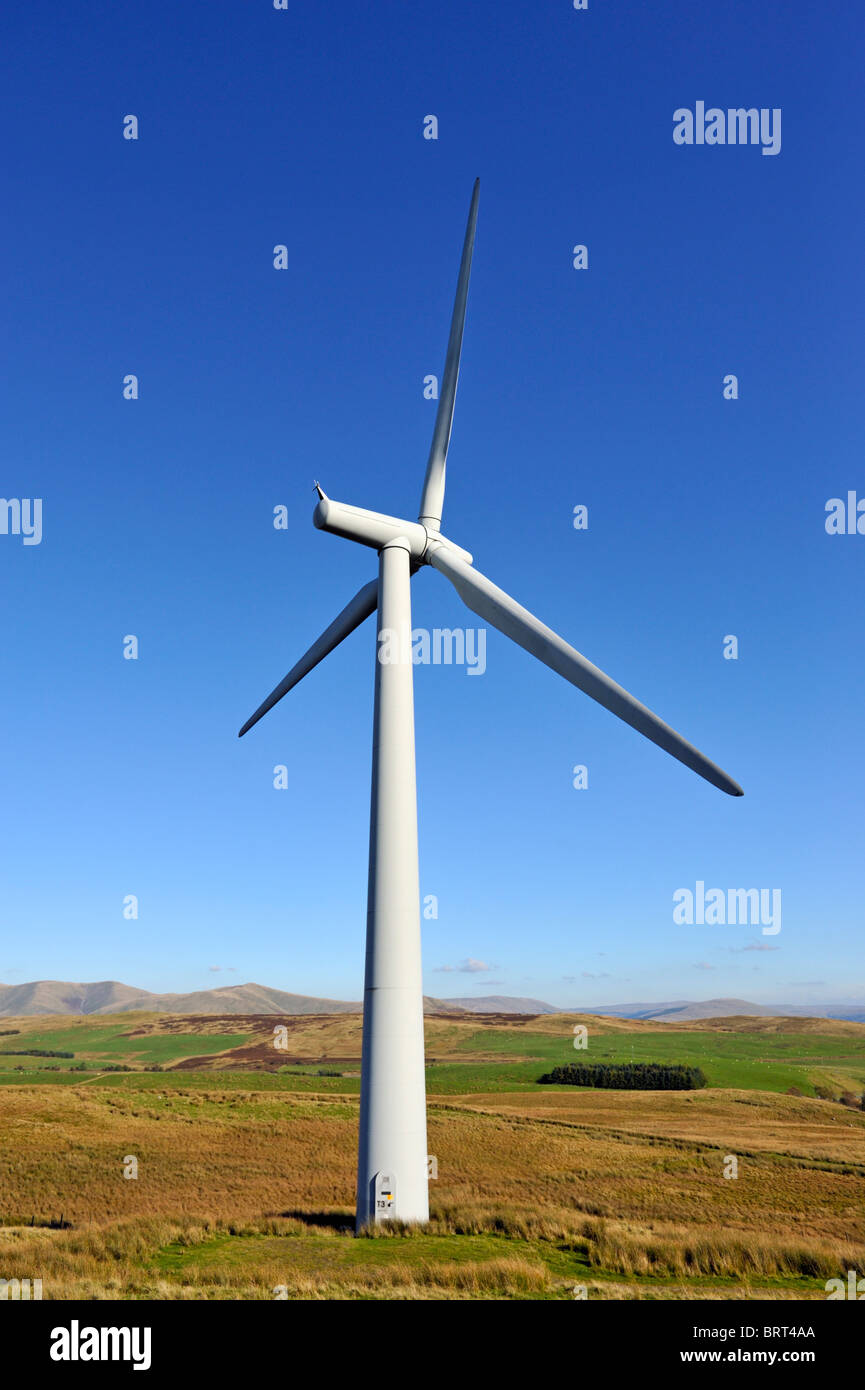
[451, 1086, 865, 1164]
[574, 1216, 860, 1280]
[0, 1079, 863, 1298]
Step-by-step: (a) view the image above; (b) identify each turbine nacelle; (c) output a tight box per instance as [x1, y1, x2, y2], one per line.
[313, 495, 472, 566]
[313, 497, 427, 558]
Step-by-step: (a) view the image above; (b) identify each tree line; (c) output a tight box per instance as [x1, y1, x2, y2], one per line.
[538, 1061, 707, 1090]
[0, 1048, 74, 1058]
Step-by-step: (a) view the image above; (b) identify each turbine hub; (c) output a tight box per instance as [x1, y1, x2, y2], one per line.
[312, 496, 473, 566]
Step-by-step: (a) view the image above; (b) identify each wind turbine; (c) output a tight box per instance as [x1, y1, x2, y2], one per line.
[238, 178, 743, 1232]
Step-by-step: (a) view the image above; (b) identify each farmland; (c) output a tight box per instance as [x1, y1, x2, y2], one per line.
[2, 1010, 865, 1096]
[0, 1011, 863, 1299]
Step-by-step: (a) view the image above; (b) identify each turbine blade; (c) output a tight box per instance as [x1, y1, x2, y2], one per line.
[238, 579, 378, 736]
[418, 178, 480, 531]
[427, 546, 743, 796]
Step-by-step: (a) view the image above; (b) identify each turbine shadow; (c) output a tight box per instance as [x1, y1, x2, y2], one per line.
[270, 1208, 355, 1233]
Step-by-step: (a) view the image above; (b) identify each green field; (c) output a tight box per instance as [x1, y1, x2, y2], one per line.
[1, 1015, 863, 1098]
[447, 1027, 865, 1095]
[147, 1227, 828, 1299]
[0, 1023, 255, 1072]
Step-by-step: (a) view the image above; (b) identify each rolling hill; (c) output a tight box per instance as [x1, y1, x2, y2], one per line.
[3, 982, 863, 1023]
[583, 997, 865, 1023]
[0, 980, 363, 1017]
[0, 980, 537, 1018]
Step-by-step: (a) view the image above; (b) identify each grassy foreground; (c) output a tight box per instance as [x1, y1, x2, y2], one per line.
[0, 1011, 863, 1299]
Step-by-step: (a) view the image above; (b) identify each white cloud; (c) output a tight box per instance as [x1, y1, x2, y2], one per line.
[435, 958, 493, 974]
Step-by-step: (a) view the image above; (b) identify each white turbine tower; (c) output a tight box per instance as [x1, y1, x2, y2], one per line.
[239, 179, 743, 1232]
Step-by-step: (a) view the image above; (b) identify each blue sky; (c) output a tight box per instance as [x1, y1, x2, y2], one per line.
[1, 1, 862, 1008]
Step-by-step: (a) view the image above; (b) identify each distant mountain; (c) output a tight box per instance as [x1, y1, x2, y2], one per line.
[0, 980, 152, 1017]
[3, 983, 861, 1023]
[579, 997, 865, 1024]
[441, 995, 559, 1014]
[0, 979, 473, 1018]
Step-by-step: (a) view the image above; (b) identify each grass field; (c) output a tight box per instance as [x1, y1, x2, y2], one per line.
[0, 1010, 863, 1299]
[2, 1010, 865, 1095]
